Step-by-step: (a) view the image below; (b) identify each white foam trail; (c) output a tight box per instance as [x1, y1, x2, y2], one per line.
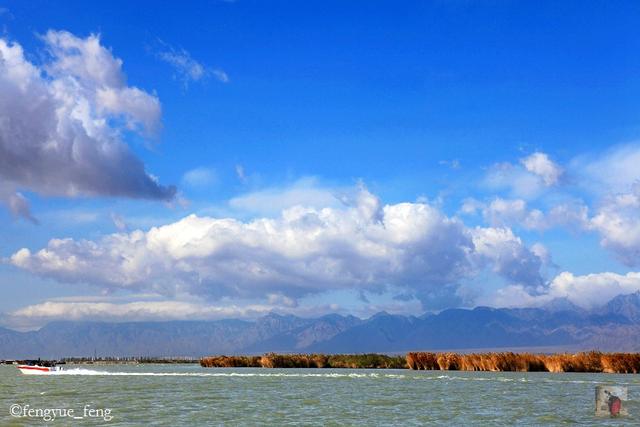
[52, 368, 406, 378]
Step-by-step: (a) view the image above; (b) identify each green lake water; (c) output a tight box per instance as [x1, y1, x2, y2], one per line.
[1, 364, 639, 425]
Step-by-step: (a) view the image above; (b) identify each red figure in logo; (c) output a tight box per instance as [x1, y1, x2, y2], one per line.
[605, 391, 622, 417]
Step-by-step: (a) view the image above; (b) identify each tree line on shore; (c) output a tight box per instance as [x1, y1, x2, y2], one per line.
[200, 351, 640, 373]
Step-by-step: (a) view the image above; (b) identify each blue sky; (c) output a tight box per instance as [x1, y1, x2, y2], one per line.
[1, 0, 640, 329]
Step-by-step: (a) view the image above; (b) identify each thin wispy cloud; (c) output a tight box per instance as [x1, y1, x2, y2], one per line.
[235, 164, 248, 183]
[182, 167, 217, 188]
[110, 212, 128, 232]
[439, 159, 461, 170]
[156, 41, 229, 88]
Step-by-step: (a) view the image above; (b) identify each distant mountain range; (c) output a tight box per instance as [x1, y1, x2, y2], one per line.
[2, 292, 640, 359]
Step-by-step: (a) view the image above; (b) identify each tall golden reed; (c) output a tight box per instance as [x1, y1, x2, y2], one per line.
[406, 351, 640, 373]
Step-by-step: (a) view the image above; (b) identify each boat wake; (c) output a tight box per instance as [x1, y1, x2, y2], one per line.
[53, 369, 407, 378]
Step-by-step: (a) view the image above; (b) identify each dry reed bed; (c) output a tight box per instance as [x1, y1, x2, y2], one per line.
[200, 355, 262, 368]
[201, 351, 640, 373]
[200, 353, 406, 369]
[406, 351, 640, 373]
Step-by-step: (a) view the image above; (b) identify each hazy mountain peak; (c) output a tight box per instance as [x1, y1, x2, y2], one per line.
[369, 311, 392, 319]
[543, 297, 583, 313]
[602, 291, 640, 322]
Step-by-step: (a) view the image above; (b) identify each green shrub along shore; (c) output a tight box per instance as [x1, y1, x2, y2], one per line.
[200, 351, 640, 373]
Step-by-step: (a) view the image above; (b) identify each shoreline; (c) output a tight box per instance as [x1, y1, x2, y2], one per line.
[0, 357, 199, 365]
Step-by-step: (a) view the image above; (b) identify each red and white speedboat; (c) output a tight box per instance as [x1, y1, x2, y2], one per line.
[16, 364, 62, 375]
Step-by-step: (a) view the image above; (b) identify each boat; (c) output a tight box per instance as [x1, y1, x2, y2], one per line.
[16, 360, 62, 375]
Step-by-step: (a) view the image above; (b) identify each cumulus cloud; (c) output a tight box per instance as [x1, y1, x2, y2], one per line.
[480, 198, 546, 230]
[479, 144, 640, 265]
[157, 43, 228, 87]
[10, 187, 545, 308]
[485, 162, 547, 199]
[471, 227, 543, 286]
[488, 271, 640, 310]
[459, 198, 483, 215]
[520, 152, 563, 186]
[42, 30, 163, 135]
[590, 185, 640, 266]
[547, 201, 591, 231]
[462, 196, 588, 233]
[485, 151, 562, 199]
[556, 144, 640, 265]
[467, 145, 640, 266]
[0, 31, 175, 221]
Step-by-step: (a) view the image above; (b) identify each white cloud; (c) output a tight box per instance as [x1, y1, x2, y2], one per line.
[484, 162, 547, 199]
[459, 197, 483, 215]
[3, 300, 276, 330]
[471, 226, 543, 286]
[462, 196, 589, 233]
[467, 146, 640, 266]
[43, 30, 162, 135]
[480, 198, 546, 231]
[2, 294, 420, 330]
[481, 145, 640, 265]
[520, 152, 563, 186]
[558, 144, 640, 265]
[547, 201, 590, 230]
[484, 151, 562, 199]
[530, 242, 552, 267]
[11, 186, 544, 308]
[575, 143, 640, 194]
[157, 44, 228, 87]
[590, 185, 640, 266]
[487, 271, 640, 310]
[0, 31, 175, 221]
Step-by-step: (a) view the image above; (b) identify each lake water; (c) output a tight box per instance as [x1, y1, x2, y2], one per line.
[1, 364, 639, 425]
